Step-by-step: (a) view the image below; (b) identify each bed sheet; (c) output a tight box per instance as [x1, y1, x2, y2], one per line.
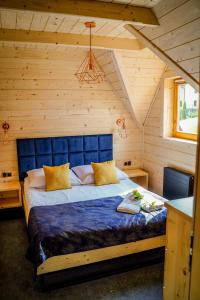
[24, 178, 139, 219]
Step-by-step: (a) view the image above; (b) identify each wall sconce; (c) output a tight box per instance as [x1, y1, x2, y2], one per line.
[2, 121, 10, 144]
[116, 118, 127, 139]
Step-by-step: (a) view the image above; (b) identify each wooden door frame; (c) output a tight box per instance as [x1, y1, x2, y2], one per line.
[189, 80, 200, 299]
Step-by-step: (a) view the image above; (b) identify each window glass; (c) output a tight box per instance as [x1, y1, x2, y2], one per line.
[175, 83, 199, 136]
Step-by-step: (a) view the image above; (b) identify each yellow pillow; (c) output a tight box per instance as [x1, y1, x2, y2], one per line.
[43, 163, 71, 191]
[91, 160, 119, 186]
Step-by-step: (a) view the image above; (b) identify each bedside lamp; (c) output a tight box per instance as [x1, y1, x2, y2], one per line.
[116, 118, 127, 139]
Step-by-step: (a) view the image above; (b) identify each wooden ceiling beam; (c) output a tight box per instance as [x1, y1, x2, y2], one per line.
[0, 28, 144, 51]
[0, 0, 159, 27]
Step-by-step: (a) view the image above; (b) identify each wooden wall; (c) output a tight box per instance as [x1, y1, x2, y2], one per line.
[97, 48, 166, 128]
[0, 45, 143, 183]
[136, 0, 200, 86]
[143, 70, 197, 195]
[96, 49, 138, 126]
[131, 0, 200, 194]
[0, 43, 197, 192]
[113, 48, 166, 126]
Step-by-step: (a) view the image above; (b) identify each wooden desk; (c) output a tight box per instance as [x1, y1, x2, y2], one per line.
[0, 181, 22, 209]
[163, 197, 193, 300]
[123, 169, 149, 189]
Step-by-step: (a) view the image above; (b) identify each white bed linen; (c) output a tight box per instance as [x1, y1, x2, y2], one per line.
[23, 178, 166, 224]
[24, 177, 138, 221]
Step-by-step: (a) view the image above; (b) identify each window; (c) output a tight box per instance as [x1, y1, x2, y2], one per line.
[173, 80, 199, 141]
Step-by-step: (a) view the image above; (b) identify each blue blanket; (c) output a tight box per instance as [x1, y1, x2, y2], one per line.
[27, 196, 167, 266]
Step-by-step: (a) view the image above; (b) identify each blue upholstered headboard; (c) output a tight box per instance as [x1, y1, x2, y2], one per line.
[17, 134, 113, 181]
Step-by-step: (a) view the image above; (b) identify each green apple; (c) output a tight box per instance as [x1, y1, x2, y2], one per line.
[132, 189, 144, 200]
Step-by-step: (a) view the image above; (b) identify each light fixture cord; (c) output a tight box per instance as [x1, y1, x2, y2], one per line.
[89, 24, 92, 70]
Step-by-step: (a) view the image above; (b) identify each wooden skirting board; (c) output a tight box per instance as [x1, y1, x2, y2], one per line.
[37, 235, 166, 275]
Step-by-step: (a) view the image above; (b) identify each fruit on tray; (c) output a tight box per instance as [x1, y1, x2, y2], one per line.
[132, 189, 144, 200]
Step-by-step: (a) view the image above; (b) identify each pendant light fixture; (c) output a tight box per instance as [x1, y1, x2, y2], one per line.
[75, 22, 105, 84]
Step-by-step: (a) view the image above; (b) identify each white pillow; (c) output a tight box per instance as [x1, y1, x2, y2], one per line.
[72, 164, 128, 185]
[27, 168, 45, 188]
[72, 165, 94, 185]
[70, 170, 82, 185]
[27, 167, 82, 188]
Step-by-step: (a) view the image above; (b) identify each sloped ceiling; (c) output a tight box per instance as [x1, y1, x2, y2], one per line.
[95, 49, 139, 126]
[113, 49, 166, 126]
[96, 48, 166, 127]
[126, 0, 200, 89]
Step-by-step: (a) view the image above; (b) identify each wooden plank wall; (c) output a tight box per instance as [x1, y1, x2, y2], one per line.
[132, 0, 199, 194]
[96, 48, 166, 129]
[137, 0, 200, 85]
[0, 42, 197, 191]
[95, 49, 138, 126]
[143, 71, 197, 195]
[113, 48, 166, 126]
[0, 45, 142, 183]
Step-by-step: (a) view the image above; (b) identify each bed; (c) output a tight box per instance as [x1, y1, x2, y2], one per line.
[17, 134, 166, 278]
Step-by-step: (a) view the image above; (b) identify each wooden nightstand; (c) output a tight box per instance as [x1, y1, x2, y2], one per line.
[0, 181, 22, 209]
[123, 168, 149, 189]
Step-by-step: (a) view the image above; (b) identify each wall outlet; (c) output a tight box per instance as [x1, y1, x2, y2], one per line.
[123, 160, 133, 168]
[2, 172, 12, 177]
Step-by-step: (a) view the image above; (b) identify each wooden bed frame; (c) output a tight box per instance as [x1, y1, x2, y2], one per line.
[37, 235, 166, 275]
[19, 134, 166, 278]
[22, 187, 166, 276]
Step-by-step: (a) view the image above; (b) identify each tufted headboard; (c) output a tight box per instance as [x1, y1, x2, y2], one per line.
[17, 134, 113, 181]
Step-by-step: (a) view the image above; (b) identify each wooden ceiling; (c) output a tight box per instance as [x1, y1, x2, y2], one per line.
[125, 0, 200, 90]
[0, 0, 160, 38]
[0, 9, 135, 39]
[97, 0, 161, 8]
[0, 0, 198, 89]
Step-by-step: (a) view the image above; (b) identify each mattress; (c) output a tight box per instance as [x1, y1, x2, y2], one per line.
[23, 178, 140, 222]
